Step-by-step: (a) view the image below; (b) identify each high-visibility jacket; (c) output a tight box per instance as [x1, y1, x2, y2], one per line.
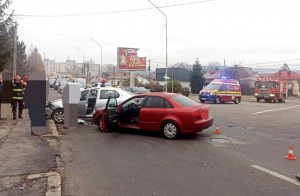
[12, 82, 25, 100]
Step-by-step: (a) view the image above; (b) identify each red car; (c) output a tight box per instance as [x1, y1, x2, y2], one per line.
[92, 93, 213, 139]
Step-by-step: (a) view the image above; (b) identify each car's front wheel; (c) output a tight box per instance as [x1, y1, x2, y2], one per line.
[161, 121, 180, 140]
[214, 97, 221, 104]
[52, 109, 64, 124]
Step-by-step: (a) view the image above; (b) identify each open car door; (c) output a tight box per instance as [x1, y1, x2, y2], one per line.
[101, 97, 118, 131]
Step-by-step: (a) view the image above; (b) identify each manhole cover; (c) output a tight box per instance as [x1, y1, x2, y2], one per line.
[211, 138, 230, 144]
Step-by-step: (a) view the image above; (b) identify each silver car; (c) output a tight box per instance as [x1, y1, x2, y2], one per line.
[45, 87, 133, 124]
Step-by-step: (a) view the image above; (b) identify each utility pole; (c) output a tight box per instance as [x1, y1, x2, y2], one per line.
[148, 0, 168, 92]
[89, 37, 103, 78]
[12, 22, 17, 78]
[148, 59, 151, 82]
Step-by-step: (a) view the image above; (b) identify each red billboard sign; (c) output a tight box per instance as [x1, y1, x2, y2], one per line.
[117, 47, 146, 70]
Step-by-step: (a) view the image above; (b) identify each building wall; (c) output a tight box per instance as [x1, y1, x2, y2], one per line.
[291, 80, 300, 96]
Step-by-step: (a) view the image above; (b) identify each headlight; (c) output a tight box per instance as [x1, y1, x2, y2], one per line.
[270, 94, 275, 97]
[254, 93, 258, 96]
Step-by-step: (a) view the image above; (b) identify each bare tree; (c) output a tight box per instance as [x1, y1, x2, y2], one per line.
[26, 47, 45, 73]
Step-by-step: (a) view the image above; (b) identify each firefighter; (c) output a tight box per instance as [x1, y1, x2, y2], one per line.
[100, 78, 106, 87]
[12, 75, 25, 119]
[21, 75, 29, 87]
[21, 75, 29, 109]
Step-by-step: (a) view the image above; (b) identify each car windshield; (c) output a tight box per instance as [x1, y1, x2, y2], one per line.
[256, 81, 275, 88]
[171, 94, 199, 106]
[204, 83, 222, 90]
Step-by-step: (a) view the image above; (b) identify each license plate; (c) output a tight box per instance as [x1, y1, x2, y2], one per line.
[202, 98, 206, 100]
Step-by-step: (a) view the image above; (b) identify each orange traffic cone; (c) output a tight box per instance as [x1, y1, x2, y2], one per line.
[214, 125, 221, 134]
[285, 146, 297, 160]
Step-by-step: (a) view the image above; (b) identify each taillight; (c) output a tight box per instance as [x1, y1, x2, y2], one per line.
[193, 110, 203, 120]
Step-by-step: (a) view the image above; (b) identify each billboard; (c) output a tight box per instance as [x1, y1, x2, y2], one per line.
[117, 47, 146, 70]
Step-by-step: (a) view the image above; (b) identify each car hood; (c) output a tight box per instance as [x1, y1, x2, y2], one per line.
[49, 99, 63, 107]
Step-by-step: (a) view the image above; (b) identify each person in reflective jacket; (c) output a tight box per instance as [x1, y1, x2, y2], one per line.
[12, 75, 25, 120]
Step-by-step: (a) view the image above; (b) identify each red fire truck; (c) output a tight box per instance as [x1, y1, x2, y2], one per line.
[254, 78, 287, 103]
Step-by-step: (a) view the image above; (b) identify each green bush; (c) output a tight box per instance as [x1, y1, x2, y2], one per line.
[167, 80, 182, 93]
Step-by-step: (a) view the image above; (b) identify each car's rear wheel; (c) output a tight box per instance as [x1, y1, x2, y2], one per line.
[234, 97, 240, 104]
[161, 121, 180, 140]
[200, 100, 205, 103]
[52, 109, 64, 124]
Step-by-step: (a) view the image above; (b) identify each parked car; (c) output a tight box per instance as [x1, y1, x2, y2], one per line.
[49, 78, 56, 88]
[45, 87, 133, 124]
[122, 86, 150, 94]
[58, 80, 68, 94]
[93, 92, 214, 140]
[75, 78, 87, 89]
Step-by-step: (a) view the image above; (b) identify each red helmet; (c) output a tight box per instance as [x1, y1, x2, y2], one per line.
[23, 75, 29, 80]
[14, 75, 21, 80]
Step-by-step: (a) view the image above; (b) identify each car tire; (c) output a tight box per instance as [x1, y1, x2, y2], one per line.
[52, 109, 64, 124]
[97, 116, 103, 131]
[214, 97, 221, 104]
[161, 121, 180, 140]
[200, 100, 205, 103]
[234, 97, 240, 104]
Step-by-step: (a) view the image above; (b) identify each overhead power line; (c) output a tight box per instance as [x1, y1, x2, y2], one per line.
[14, 0, 215, 18]
[242, 58, 300, 66]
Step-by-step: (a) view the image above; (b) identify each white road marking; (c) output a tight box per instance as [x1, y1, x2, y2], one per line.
[252, 105, 300, 115]
[251, 165, 300, 186]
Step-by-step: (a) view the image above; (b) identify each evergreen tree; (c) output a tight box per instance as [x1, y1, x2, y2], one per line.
[0, 0, 14, 72]
[26, 47, 45, 73]
[189, 58, 205, 94]
[16, 39, 27, 75]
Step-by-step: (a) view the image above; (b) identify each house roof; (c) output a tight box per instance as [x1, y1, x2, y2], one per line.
[203, 70, 221, 79]
[268, 70, 300, 80]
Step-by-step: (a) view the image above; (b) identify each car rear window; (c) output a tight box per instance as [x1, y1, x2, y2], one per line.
[171, 95, 199, 106]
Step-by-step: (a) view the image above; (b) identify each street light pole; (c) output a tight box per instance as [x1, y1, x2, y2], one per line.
[148, 0, 168, 92]
[89, 37, 103, 78]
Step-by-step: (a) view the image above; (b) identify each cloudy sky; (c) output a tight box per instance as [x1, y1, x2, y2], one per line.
[11, 0, 300, 70]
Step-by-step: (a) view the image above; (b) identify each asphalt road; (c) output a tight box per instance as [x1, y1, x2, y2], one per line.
[48, 88, 300, 196]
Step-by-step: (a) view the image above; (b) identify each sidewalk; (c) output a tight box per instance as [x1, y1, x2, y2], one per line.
[0, 109, 59, 196]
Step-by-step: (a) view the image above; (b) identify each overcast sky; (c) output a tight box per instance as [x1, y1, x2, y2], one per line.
[11, 0, 300, 70]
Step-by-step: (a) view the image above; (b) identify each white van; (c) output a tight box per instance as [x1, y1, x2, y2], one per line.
[75, 78, 87, 89]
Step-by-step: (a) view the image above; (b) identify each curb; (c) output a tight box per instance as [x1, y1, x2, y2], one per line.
[40, 119, 62, 196]
[26, 172, 61, 196]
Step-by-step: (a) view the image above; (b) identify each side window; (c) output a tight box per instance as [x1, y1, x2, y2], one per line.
[100, 90, 119, 99]
[226, 85, 231, 91]
[80, 90, 89, 101]
[221, 84, 226, 91]
[143, 97, 165, 108]
[163, 99, 173, 108]
[113, 91, 120, 98]
[88, 89, 98, 98]
[107, 98, 117, 109]
[92, 83, 97, 87]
